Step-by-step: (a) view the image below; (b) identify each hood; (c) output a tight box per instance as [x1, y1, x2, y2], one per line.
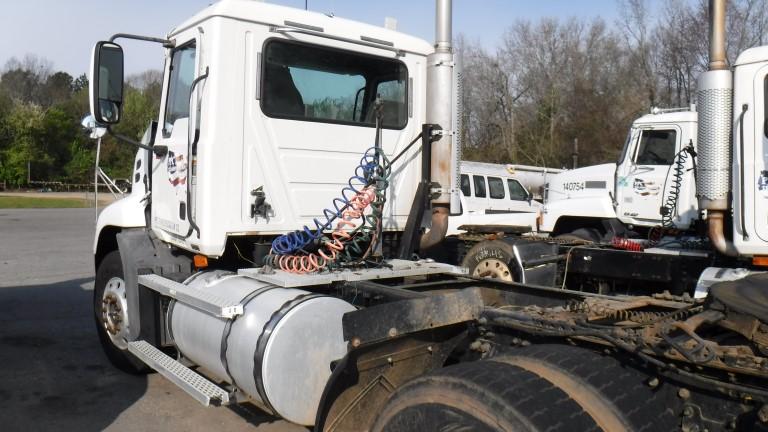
[545, 163, 616, 204]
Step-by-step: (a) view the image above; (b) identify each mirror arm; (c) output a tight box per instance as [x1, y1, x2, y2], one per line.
[106, 126, 168, 157]
[109, 33, 175, 48]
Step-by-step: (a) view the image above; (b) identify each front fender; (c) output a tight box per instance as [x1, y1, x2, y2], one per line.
[93, 194, 147, 254]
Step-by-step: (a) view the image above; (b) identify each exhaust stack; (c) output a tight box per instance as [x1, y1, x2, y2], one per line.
[698, 0, 737, 255]
[420, 0, 458, 250]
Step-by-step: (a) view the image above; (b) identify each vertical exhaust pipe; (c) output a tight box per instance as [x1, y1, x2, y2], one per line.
[708, 0, 728, 71]
[698, 0, 738, 256]
[420, 0, 454, 250]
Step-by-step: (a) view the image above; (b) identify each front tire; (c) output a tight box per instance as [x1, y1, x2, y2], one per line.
[94, 250, 148, 374]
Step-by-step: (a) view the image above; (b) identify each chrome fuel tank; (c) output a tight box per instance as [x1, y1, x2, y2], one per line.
[170, 270, 355, 425]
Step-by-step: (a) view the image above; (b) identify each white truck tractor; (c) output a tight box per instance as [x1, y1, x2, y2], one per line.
[88, 0, 768, 430]
[540, 107, 699, 239]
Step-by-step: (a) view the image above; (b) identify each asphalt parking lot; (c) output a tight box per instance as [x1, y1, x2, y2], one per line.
[0, 208, 303, 432]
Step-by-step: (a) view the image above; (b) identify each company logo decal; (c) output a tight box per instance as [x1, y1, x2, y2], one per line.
[633, 178, 660, 196]
[167, 150, 188, 199]
[759, 170, 768, 197]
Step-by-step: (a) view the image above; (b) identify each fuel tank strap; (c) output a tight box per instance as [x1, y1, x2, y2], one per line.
[252, 293, 327, 414]
[219, 285, 279, 387]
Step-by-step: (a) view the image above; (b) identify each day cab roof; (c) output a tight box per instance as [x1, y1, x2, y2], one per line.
[735, 45, 768, 66]
[633, 110, 697, 127]
[169, 0, 434, 56]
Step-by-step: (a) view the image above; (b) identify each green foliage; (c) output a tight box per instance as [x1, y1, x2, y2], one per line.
[0, 55, 161, 186]
[0, 102, 46, 185]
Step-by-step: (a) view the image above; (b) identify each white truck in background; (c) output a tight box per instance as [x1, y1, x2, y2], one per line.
[85, 0, 768, 430]
[538, 107, 699, 240]
[447, 161, 553, 236]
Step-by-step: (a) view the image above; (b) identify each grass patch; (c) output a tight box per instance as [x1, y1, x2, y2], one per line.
[0, 195, 90, 208]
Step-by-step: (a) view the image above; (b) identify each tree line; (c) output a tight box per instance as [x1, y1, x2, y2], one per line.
[1, 0, 766, 188]
[0, 55, 162, 187]
[458, 0, 768, 168]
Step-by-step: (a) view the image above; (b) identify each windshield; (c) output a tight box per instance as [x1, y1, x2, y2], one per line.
[616, 128, 635, 164]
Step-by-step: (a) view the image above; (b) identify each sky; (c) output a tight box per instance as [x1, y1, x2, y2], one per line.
[0, 0, 665, 77]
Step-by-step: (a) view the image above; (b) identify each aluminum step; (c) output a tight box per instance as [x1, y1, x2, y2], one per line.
[127, 340, 230, 406]
[138, 274, 243, 318]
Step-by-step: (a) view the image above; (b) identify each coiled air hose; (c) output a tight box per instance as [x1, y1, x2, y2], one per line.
[647, 141, 697, 246]
[264, 147, 391, 273]
[660, 140, 697, 229]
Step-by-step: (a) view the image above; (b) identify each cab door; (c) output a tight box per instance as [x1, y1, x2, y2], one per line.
[615, 126, 681, 225]
[151, 41, 197, 238]
[752, 65, 768, 241]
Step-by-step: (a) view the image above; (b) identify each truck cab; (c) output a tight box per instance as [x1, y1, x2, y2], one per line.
[93, 0, 434, 261]
[540, 109, 698, 237]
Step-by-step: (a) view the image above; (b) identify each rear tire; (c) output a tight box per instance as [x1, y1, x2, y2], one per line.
[492, 344, 679, 431]
[371, 360, 602, 432]
[94, 250, 148, 374]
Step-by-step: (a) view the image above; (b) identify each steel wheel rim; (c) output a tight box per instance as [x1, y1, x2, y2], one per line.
[101, 277, 130, 349]
[472, 258, 513, 281]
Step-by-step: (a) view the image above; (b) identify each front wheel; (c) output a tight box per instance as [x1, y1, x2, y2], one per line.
[94, 250, 148, 374]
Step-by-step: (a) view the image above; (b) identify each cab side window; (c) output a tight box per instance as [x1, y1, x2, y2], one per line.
[163, 43, 196, 137]
[460, 174, 471, 196]
[508, 179, 528, 201]
[262, 39, 408, 129]
[764, 75, 768, 138]
[488, 177, 505, 199]
[635, 129, 677, 165]
[473, 175, 486, 198]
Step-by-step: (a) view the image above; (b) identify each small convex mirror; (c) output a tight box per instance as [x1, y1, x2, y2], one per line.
[80, 114, 107, 139]
[90, 41, 124, 125]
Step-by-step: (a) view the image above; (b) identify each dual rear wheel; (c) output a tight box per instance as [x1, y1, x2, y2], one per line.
[371, 344, 677, 432]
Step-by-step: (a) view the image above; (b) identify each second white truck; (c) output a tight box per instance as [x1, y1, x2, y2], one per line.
[540, 107, 699, 240]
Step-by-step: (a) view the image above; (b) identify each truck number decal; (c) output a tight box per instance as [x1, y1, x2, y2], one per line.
[563, 182, 584, 191]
